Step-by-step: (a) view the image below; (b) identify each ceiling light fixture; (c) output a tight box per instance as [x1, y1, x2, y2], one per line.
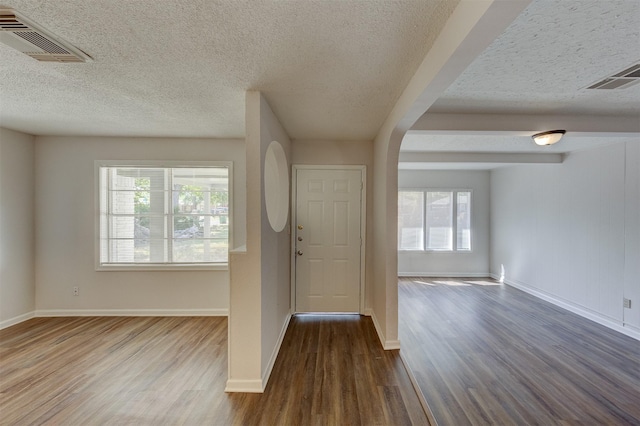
[532, 130, 566, 146]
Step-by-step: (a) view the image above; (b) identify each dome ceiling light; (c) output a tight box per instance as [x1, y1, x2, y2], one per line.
[532, 130, 566, 146]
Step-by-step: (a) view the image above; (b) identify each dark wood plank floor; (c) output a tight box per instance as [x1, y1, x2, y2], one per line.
[399, 277, 640, 426]
[0, 315, 428, 425]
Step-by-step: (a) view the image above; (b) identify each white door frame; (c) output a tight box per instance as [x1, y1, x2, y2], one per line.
[291, 165, 367, 314]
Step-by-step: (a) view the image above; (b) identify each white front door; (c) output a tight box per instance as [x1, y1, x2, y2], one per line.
[294, 167, 364, 313]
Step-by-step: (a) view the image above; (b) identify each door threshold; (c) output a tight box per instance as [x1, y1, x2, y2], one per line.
[294, 312, 361, 317]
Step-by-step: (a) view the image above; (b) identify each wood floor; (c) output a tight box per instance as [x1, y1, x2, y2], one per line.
[399, 277, 640, 426]
[0, 315, 428, 425]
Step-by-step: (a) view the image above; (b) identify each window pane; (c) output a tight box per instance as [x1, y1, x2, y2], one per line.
[174, 189, 205, 214]
[457, 191, 471, 251]
[110, 190, 167, 215]
[109, 216, 166, 239]
[173, 239, 228, 263]
[109, 239, 135, 262]
[426, 192, 453, 250]
[99, 165, 229, 266]
[109, 216, 135, 239]
[398, 191, 424, 250]
[107, 239, 167, 263]
[111, 168, 166, 190]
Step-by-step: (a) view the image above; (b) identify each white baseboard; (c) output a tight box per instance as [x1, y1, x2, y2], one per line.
[489, 273, 503, 282]
[499, 276, 640, 342]
[34, 308, 228, 317]
[398, 272, 489, 278]
[384, 339, 401, 350]
[224, 379, 264, 393]
[225, 313, 292, 394]
[399, 352, 437, 425]
[0, 311, 35, 330]
[363, 308, 372, 316]
[261, 313, 292, 391]
[370, 310, 401, 350]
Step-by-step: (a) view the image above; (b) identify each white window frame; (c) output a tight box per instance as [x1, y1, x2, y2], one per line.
[398, 188, 473, 253]
[95, 160, 232, 271]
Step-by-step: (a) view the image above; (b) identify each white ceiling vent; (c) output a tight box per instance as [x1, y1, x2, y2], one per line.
[586, 63, 640, 90]
[0, 9, 91, 63]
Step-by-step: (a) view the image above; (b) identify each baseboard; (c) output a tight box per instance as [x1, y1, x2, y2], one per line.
[399, 352, 439, 426]
[224, 379, 264, 393]
[501, 278, 640, 342]
[398, 272, 489, 278]
[34, 308, 229, 317]
[224, 313, 292, 394]
[261, 313, 292, 391]
[363, 307, 372, 316]
[624, 323, 640, 334]
[384, 339, 401, 350]
[0, 311, 35, 330]
[489, 273, 502, 282]
[370, 310, 401, 350]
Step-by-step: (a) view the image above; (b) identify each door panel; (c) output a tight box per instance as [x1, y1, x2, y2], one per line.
[295, 168, 362, 313]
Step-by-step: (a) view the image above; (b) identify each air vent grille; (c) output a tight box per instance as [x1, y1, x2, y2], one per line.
[0, 9, 90, 63]
[0, 16, 28, 30]
[587, 63, 640, 90]
[16, 31, 71, 55]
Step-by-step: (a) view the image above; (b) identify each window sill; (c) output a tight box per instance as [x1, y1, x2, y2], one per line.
[96, 263, 229, 271]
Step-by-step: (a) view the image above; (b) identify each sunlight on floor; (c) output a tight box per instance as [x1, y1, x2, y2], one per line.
[414, 280, 436, 286]
[434, 280, 471, 287]
[408, 278, 502, 287]
[464, 280, 502, 286]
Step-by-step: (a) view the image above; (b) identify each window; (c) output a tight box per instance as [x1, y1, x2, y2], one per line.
[398, 191, 424, 250]
[97, 163, 230, 269]
[398, 189, 471, 251]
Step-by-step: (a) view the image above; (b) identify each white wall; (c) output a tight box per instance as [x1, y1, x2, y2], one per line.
[0, 128, 36, 327]
[398, 169, 490, 276]
[34, 136, 244, 315]
[258, 95, 292, 381]
[491, 141, 639, 338]
[291, 140, 374, 311]
[624, 142, 640, 332]
[227, 92, 292, 393]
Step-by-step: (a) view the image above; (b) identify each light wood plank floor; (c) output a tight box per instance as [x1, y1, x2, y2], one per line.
[399, 277, 640, 426]
[0, 315, 428, 425]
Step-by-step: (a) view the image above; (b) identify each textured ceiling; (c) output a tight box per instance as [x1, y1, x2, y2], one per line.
[0, 0, 457, 139]
[430, 0, 640, 116]
[400, 0, 640, 169]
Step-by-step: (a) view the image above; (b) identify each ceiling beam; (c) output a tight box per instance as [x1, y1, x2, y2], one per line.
[399, 151, 563, 164]
[410, 112, 640, 136]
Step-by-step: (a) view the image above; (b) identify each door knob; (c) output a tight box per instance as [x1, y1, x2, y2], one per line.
[297, 224, 304, 230]
[297, 250, 303, 256]
[298, 236, 303, 241]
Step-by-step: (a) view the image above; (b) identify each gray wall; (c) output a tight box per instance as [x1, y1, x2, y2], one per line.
[0, 128, 36, 327]
[491, 141, 639, 338]
[33, 136, 244, 315]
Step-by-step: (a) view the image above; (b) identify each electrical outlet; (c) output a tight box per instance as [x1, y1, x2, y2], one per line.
[73, 286, 79, 296]
[623, 298, 631, 309]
